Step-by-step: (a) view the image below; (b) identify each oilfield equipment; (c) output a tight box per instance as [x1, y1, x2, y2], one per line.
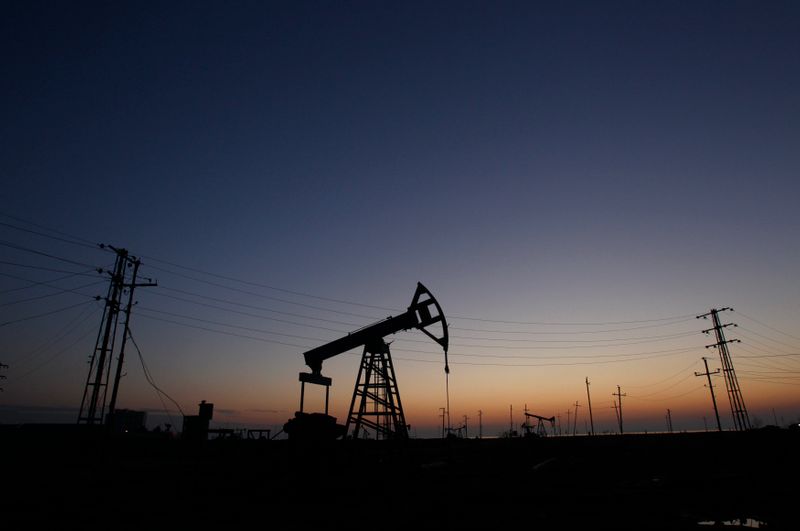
[283, 283, 449, 441]
[523, 412, 556, 437]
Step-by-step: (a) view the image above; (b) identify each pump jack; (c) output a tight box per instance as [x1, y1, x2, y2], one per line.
[523, 412, 556, 438]
[284, 283, 449, 441]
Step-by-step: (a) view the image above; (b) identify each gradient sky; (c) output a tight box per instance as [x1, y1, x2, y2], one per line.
[2, 1, 799, 437]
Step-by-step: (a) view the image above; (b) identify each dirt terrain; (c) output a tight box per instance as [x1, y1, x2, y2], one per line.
[2, 426, 794, 529]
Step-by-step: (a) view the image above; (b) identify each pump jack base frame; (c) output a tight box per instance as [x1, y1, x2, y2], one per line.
[283, 412, 346, 441]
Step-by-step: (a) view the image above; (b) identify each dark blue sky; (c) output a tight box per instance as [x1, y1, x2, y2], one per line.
[2, 1, 799, 432]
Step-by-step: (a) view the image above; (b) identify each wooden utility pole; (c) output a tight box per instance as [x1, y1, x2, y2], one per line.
[439, 407, 446, 438]
[478, 410, 482, 439]
[572, 401, 580, 435]
[695, 357, 722, 432]
[666, 409, 673, 433]
[613, 386, 626, 434]
[585, 377, 595, 435]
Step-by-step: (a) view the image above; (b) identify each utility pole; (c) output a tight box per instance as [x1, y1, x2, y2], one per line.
[585, 377, 595, 435]
[463, 414, 469, 438]
[695, 357, 723, 432]
[697, 308, 750, 431]
[78, 247, 156, 425]
[566, 408, 571, 435]
[572, 401, 580, 435]
[613, 386, 626, 434]
[556, 414, 562, 435]
[439, 407, 446, 439]
[478, 410, 482, 439]
[509, 404, 513, 436]
[107, 256, 156, 417]
[666, 409, 673, 433]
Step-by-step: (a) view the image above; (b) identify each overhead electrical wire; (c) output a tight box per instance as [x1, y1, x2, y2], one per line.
[0, 300, 97, 328]
[3, 215, 796, 372]
[137, 253, 398, 313]
[149, 283, 699, 340]
[8, 312, 101, 383]
[0, 261, 104, 277]
[137, 304, 701, 352]
[0, 280, 106, 307]
[626, 385, 704, 402]
[143, 262, 381, 320]
[389, 347, 698, 368]
[449, 316, 697, 335]
[736, 311, 800, 342]
[1, 213, 708, 328]
[0, 212, 102, 248]
[0, 240, 102, 269]
[7, 302, 101, 367]
[0, 220, 102, 251]
[623, 359, 702, 388]
[147, 287, 362, 328]
[135, 313, 311, 350]
[136, 306, 336, 344]
[736, 326, 799, 351]
[127, 329, 185, 419]
[0, 270, 102, 295]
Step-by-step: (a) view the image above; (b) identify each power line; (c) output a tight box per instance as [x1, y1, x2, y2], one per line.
[0, 261, 105, 277]
[0, 211, 101, 248]
[445, 330, 699, 349]
[0, 280, 105, 307]
[395, 345, 699, 360]
[736, 311, 800, 342]
[7, 303, 101, 368]
[143, 262, 382, 320]
[449, 316, 697, 335]
[625, 386, 702, 403]
[135, 313, 311, 349]
[151, 284, 699, 342]
[141, 286, 701, 350]
[447, 312, 700, 326]
[143, 288, 358, 332]
[626, 373, 696, 398]
[138, 304, 702, 359]
[137, 306, 334, 344]
[0, 300, 96, 328]
[138, 253, 398, 313]
[624, 360, 701, 388]
[8, 317, 100, 383]
[1, 212, 711, 328]
[127, 329, 185, 418]
[0, 269, 101, 294]
[736, 326, 799, 351]
[0, 220, 101, 251]
[0, 240, 102, 269]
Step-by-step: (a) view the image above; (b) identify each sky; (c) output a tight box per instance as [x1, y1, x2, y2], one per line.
[1, 1, 799, 437]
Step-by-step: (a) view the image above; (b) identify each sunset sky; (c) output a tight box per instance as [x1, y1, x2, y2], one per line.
[2, 1, 799, 437]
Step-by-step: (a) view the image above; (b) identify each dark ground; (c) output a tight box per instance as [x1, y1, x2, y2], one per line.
[1, 426, 795, 529]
